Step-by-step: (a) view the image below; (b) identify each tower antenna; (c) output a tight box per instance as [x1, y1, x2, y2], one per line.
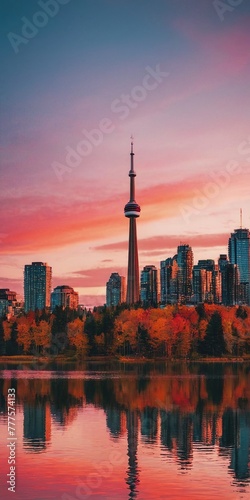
[240, 208, 242, 229]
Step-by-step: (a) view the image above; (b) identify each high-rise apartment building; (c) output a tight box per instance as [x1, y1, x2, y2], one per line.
[177, 245, 193, 303]
[192, 260, 221, 304]
[218, 255, 239, 306]
[193, 266, 206, 303]
[218, 254, 229, 305]
[228, 228, 250, 304]
[106, 273, 126, 307]
[140, 265, 159, 306]
[0, 289, 17, 318]
[160, 257, 178, 305]
[24, 262, 52, 312]
[51, 285, 79, 310]
[225, 264, 239, 306]
[212, 264, 222, 304]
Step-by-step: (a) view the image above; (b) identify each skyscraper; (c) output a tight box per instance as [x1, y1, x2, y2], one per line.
[124, 140, 141, 304]
[140, 265, 159, 306]
[192, 259, 221, 304]
[228, 228, 250, 304]
[218, 254, 229, 305]
[193, 266, 207, 303]
[218, 255, 239, 306]
[106, 273, 126, 307]
[177, 244, 193, 303]
[213, 264, 222, 304]
[160, 256, 178, 305]
[24, 262, 52, 312]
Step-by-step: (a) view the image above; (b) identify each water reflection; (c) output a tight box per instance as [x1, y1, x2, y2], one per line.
[23, 402, 51, 452]
[126, 410, 140, 499]
[0, 363, 250, 498]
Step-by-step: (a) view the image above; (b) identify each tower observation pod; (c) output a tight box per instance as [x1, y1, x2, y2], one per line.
[124, 140, 141, 304]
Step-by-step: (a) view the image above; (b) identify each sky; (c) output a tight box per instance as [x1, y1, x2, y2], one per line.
[1, 0, 250, 307]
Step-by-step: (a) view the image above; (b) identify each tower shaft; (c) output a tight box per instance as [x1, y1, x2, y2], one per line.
[127, 218, 140, 303]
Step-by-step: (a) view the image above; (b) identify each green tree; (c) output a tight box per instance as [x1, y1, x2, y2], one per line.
[84, 312, 97, 354]
[236, 305, 248, 320]
[202, 311, 226, 357]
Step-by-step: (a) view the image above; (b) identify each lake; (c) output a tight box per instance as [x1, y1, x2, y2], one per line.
[0, 361, 250, 499]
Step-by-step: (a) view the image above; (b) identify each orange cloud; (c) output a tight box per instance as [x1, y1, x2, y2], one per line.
[94, 233, 228, 254]
[53, 266, 126, 288]
[0, 171, 242, 254]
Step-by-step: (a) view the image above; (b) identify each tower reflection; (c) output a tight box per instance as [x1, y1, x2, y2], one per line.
[126, 409, 140, 499]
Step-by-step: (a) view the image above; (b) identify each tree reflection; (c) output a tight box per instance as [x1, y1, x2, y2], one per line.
[0, 362, 250, 495]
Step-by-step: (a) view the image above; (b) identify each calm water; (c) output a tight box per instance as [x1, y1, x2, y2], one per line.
[0, 362, 250, 499]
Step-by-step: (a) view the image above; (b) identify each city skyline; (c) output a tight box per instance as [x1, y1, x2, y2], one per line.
[2, 218, 249, 312]
[1, 1, 250, 307]
[1, 217, 250, 308]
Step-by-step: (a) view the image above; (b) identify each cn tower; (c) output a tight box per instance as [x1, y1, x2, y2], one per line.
[124, 140, 141, 304]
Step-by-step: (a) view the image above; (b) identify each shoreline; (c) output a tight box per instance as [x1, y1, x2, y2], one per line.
[0, 355, 249, 364]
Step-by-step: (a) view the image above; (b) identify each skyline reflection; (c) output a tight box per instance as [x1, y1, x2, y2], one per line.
[0, 363, 250, 499]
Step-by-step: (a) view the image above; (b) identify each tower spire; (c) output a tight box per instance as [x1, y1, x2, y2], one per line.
[240, 208, 242, 229]
[130, 135, 134, 155]
[124, 140, 141, 304]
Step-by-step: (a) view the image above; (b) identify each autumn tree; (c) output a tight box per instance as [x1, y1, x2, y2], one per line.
[113, 309, 140, 355]
[147, 314, 168, 356]
[16, 316, 33, 353]
[67, 318, 89, 358]
[171, 313, 191, 358]
[146, 308, 174, 357]
[221, 307, 235, 354]
[84, 312, 98, 355]
[242, 316, 250, 354]
[2, 319, 13, 342]
[94, 332, 105, 355]
[32, 320, 52, 355]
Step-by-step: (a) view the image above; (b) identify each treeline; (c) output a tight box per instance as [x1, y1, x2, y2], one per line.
[0, 304, 250, 358]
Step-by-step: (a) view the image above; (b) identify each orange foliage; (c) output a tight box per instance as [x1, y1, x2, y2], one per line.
[67, 318, 88, 355]
[32, 320, 51, 353]
[16, 316, 33, 353]
[2, 319, 14, 341]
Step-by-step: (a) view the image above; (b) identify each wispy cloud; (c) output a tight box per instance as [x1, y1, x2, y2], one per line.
[53, 266, 126, 288]
[94, 233, 228, 253]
